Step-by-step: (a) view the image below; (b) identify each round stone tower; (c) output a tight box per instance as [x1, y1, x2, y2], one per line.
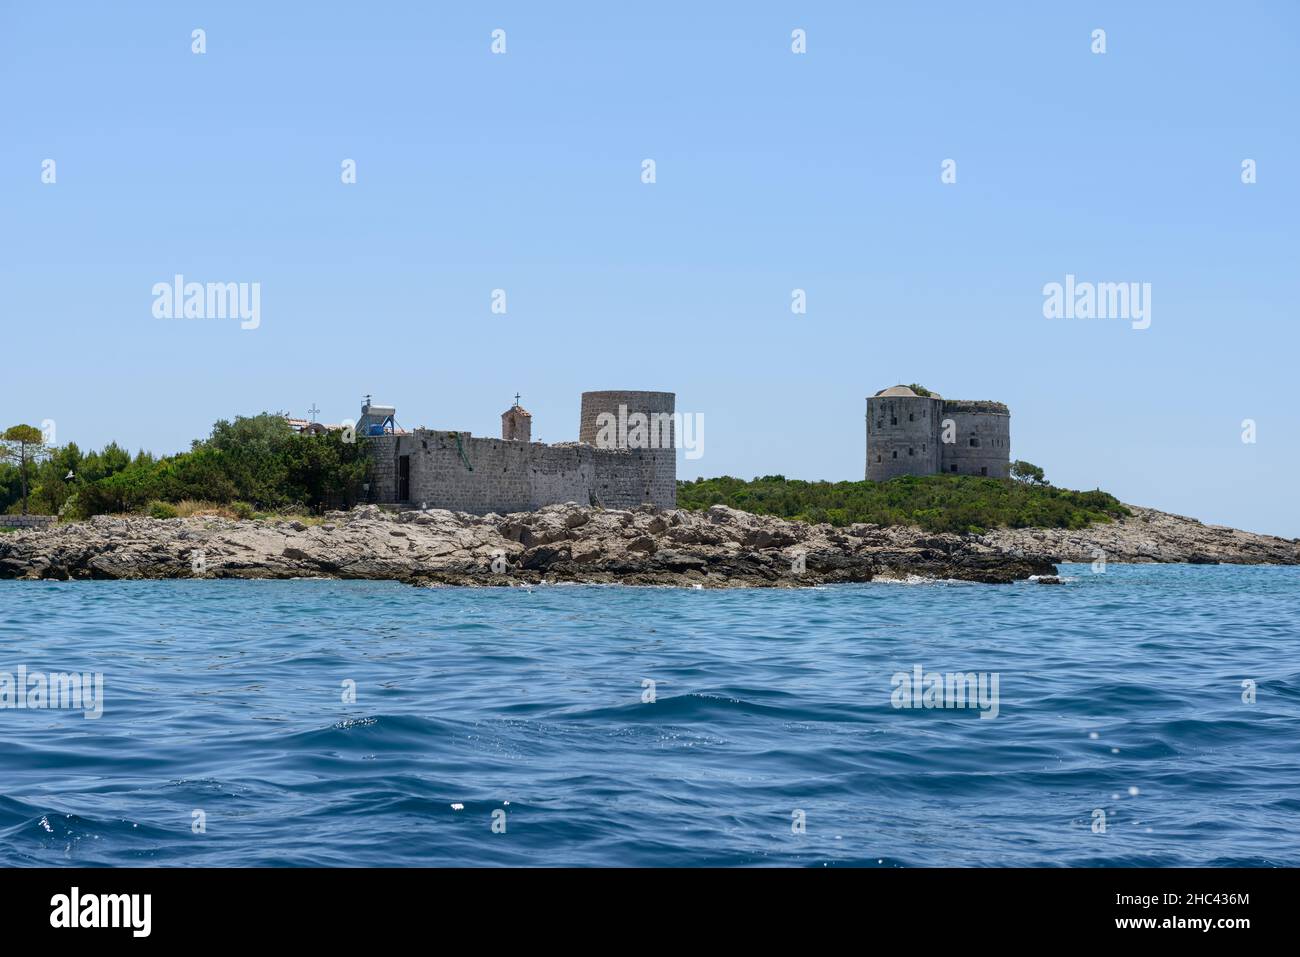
[579, 390, 676, 507]
[579, 391, 676, 449]
[866, 386, 942, 481]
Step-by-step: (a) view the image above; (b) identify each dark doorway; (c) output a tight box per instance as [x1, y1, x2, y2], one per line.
[398, 455, 411, 501]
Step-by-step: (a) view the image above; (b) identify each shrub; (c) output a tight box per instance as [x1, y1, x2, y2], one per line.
[20, 412, 372, 521]
[146, 500, 178, 519]
[677, 474, 1128, 533]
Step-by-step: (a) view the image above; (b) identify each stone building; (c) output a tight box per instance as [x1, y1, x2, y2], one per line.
[363, 391, 676, 514]
[500, 400, 531, 443]
[578, 390, 676, 507]
[866, 385, 1010, 481]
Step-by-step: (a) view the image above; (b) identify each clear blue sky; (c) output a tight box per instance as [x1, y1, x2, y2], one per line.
[2, 2, 1297, 535]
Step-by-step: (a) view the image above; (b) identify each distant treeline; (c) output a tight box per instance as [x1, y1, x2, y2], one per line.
[676, 472, 1129, 534]
[1, 414, 368, 521]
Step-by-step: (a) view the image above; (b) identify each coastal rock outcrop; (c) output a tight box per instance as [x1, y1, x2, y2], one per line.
[979, 506, 1300, 566]
[0, 503, 1054, 587]
[3, 502, 1293, 588]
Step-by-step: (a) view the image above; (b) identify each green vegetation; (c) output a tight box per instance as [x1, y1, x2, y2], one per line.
[1010, 459, 1048, 486]
[905, 383, 933, 397]
[0, 424, 48, 515]
[146, 500, 179, 519]
[676, 473, 1129, 534]
[1, 409, 1124, 536]
[0, 414, 370, 521]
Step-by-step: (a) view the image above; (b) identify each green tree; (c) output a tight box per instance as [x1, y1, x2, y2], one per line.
[1010, 460, 1047, 486]
[30, 442, 83, 515]
[199, 413, 296, 506]
[1, 425, 48, 514]
[57, 412, 375, 519]
[280, 430, 370, 509]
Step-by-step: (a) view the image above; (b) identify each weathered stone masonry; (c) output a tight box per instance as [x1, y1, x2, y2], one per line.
[866, 386, 1011, 481]
[0, 515, 57, 530]
[364, 391, 677, 514]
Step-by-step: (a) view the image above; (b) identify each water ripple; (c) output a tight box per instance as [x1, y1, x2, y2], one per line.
[1, 564, 1298, 866]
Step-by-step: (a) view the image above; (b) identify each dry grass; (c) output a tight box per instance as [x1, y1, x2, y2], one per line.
[171, 500, 235, 519]
[125, 501, 329, 523]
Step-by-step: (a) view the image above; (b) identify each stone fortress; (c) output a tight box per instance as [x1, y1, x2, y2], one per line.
[866, 385, 1010, 481]
[354, 383, 1008, 515]
[361, 391, 677, 514]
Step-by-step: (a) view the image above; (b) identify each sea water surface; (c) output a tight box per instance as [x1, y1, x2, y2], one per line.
[2, 564, 1298, 867]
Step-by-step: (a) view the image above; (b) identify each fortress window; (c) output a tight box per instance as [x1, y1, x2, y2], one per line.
[891, 416, 898, 426]
[908, 413, 914, 422]
[876, 455, 881, 462]
[922, 443, 927, 452]
[877, 420, 883, 429]
[969, 437, 980, 447]
[908, 448, 914, 456]
[950, 464, 958, 473]
[892, 450, 898, 459]
[980, 467, 988, 476]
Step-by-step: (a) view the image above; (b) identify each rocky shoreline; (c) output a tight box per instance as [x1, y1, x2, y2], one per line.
[0, 502, 1295, 588]
[980, 505, 1300, 566]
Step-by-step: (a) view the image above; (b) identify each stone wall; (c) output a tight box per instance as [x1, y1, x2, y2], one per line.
[364, 429, 674, 514]
[592, 442, 675, 508]
[578, 390, 676, 507]
[1, 515, 57, 530]
[866, 394, 1011, 480]
[938, 403, 1011, 478]
[866, 394, 942, 481]
[578, 391, 675, 445]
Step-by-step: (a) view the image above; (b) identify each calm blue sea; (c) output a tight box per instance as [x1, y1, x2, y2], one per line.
[2, 565, 1298, 867]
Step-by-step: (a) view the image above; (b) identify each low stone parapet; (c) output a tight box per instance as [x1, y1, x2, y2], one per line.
[1, 515, 57, 531]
